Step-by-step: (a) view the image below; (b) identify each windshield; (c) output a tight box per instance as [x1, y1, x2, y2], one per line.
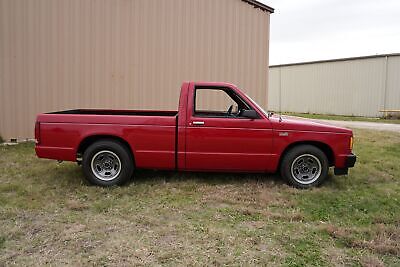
[245, 94, 269, 117]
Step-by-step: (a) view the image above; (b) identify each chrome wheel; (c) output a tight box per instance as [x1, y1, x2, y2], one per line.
[90, 150, 121, 181]
[290, 154, 322, 185]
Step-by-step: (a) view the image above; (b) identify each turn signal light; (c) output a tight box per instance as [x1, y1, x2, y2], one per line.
[350, 136, 354, 151]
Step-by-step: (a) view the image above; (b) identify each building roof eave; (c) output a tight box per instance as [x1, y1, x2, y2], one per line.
[241, 0, 274, 13]
[270, 53, 400, 68]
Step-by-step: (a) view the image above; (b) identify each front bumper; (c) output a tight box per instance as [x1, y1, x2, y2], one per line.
[334, 153, 357, 175]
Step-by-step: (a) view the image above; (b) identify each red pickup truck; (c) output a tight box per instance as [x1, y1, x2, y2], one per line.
[35, 82, 356, 188]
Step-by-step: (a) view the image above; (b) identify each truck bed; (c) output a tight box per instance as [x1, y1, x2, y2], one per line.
[36, 109, 179, 169]
[49, 109, 178, 117]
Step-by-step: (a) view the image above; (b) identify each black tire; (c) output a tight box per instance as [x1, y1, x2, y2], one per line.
[280, 145, 329, 189]
[82, 139, 134, 186]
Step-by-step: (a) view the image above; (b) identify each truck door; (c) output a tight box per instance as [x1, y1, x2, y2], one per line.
[185, 84, 274, 172]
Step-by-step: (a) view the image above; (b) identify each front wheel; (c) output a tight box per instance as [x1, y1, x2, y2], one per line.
[82, 140, 134, 186]
[280, 145, 329, 189]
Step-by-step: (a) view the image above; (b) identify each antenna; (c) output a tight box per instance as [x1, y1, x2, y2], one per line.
[279, 66, 283, 122]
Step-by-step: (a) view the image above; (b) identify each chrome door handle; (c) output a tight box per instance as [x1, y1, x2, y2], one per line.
[192, 121, 205, 125]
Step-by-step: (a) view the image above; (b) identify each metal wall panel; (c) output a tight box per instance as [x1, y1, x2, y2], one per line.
[0, 0, 270, 140]
[385, 56, 400, 110]
[268, 55, 400, 117]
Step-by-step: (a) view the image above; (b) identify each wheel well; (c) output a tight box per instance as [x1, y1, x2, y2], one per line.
[77, 135, 134, 163]
[279, 141, 335, 168]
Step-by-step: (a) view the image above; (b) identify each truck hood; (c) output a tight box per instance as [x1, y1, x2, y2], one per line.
[270, 115, 352, 134]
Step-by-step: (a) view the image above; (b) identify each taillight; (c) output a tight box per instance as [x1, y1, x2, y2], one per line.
[35, 122, 40, 145]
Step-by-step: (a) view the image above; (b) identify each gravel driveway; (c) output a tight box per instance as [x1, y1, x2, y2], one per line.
[315, 119, 400, 133]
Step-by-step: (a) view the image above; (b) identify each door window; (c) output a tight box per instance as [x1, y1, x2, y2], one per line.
[194, 87, 252, 118]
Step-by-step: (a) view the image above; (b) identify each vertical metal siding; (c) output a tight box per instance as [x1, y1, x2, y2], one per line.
[0, 0, 270, 140]
[385, 56, 400, 110]
[268, 55, 400, 117]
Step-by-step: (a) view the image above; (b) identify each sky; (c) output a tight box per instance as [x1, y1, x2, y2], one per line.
[260, 0, 400, 65]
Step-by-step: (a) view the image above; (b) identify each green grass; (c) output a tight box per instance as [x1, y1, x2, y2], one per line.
[1, 129, 400, 265]
[284, 112, 400, 124]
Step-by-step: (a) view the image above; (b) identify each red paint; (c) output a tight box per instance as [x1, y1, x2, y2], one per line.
[35, 82, 355, 173]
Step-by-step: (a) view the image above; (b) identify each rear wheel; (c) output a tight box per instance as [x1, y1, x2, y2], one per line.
[82, 140, 134, 186]
[280, 145, 329, 189]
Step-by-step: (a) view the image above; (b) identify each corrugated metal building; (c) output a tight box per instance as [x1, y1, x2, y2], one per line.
[269, 54, 400, 117]
[0, 0, 273, 141]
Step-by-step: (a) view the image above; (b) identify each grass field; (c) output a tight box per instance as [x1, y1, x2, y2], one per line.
[283, 113, 400, 124]
[1, 129, 399, 266]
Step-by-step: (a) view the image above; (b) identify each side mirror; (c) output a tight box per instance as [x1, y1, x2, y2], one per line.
[241, 110, 259, 119]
